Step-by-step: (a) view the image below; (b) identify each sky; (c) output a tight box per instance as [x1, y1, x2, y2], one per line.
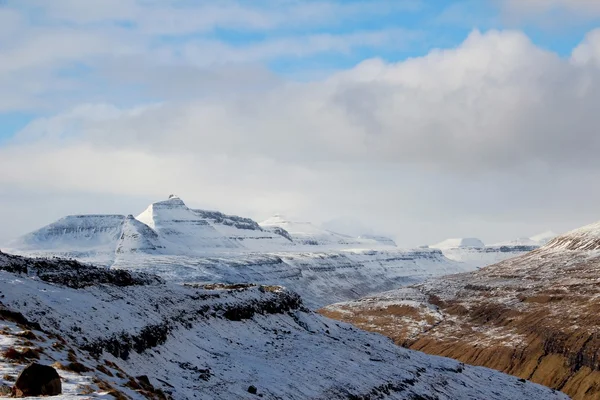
[2, 0, 600, 246]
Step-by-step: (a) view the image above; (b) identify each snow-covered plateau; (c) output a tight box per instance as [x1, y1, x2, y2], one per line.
[0, 251, 568, 399]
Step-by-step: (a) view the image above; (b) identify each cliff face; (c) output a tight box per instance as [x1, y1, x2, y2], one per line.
[321, 225, 600, 399]
[0, 251, 567, 400]
[112, 247, 467, 308]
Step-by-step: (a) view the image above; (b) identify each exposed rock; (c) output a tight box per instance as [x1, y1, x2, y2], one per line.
[13, 363, 61, 397]
[0, 251, 164, 289]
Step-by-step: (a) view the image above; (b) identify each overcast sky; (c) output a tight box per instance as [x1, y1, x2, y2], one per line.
[2, 0, 600, 247]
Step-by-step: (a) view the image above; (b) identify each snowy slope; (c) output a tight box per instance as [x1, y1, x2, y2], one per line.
[112, 247, 468, 308]
[260, 214, 395, 248]
[6, 214, 127, 265]
[116, 215, 164, 254]
[136, 195, 241, 252]
[191, 209, 294, 250]
[0, 252, 568, 400]
[543, 222, 600, 250]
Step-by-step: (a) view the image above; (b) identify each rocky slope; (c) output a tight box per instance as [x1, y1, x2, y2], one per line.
[321, 222, 600, 400]
[0, 251, 567, 399]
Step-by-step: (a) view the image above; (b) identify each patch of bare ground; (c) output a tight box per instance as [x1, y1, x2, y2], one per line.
[319, 247, 600, 400]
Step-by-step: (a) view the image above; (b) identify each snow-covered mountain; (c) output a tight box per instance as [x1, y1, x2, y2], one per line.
[259, 214, 396, 248]
[6, 196, 294, 259]
[431, 238, 485, 249]
[5, 196, 473, 308]
[0, 251, 567, 400]
[429, 232, 557, 268]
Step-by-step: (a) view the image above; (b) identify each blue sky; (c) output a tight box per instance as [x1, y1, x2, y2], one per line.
[3, 0, 600, 245]
[2, 0, 599, 141]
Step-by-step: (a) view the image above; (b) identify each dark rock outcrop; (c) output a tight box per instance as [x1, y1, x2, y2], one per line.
[13, 363, 61, 397]
[0, 251, 164, 288]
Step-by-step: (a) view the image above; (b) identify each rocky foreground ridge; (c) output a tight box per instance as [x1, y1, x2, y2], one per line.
[0, 251, 568, 399]
[321, 221, 600, 400]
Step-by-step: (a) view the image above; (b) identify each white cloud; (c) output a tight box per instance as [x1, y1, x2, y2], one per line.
[9, 30, 600, 171]
[177, 29, 419, 66]
[502, 0, 600, 16]
[0, 1, 423, 113]
[572, 29, 600, 66]
[3, 29, 600, 246]
[8, 0, 423, 34]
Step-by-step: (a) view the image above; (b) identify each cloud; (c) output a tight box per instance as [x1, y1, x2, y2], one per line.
[501, 0, 600, 17]
[176, 29, 419, 66]
[0, 1, 423, 113]
[572, 29, 600, 66]
[7, 0, 423, 34]
[4, 26, 600, 246]
[8, 30, 600, 172]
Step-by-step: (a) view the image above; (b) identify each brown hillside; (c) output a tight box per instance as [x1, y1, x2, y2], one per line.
[320, 233, 600, 400]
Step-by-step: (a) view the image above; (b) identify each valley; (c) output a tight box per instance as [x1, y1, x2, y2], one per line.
[321, 222, 600, 400]
[0, 251, 567, 399]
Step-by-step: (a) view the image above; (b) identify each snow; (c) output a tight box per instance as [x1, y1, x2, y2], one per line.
[0, 320, 114, 399]
[431, 238, 485, 249]
[429, 236, 546, 269]
[4, 197, 478, 308]
[259, 214, 395, 249]
[109, 247, 469, 308]
[542, 222, 600, 251]
[135, 196, 241, 252]
[0, 252, 569, 400]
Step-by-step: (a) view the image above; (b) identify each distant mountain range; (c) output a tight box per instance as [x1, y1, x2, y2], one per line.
[3, 195, 556, 308]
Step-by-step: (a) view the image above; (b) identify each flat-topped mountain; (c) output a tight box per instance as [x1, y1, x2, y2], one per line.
[6, 196, 295, 260]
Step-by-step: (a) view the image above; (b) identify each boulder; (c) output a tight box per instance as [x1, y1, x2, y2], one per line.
[13, 363, 61, 397]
